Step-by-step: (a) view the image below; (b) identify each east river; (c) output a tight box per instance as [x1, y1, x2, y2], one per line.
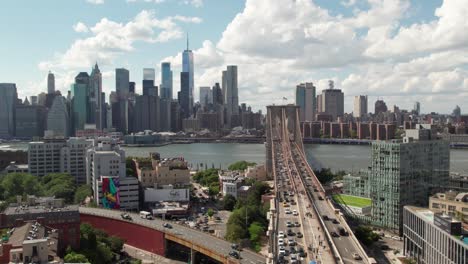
[2, 142, 468, 173]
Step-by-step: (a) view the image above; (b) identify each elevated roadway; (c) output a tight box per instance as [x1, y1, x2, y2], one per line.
[266, 105, 373, 264]
[79, 207, 266, 264]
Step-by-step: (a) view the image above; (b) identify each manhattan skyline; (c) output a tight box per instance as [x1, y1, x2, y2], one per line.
[0, 0, 466, 113]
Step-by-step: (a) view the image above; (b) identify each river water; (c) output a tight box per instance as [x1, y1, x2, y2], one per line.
[2, 142, 468, 173]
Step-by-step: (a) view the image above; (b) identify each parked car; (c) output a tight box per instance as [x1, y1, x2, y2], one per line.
[332, 219, 340, 224]
[296, 232, 303, 238]
[322, 215, 329, 220]
[331, 231, 339, 237]
[294, 221, 300, 227]
[229, 251, 240, 259]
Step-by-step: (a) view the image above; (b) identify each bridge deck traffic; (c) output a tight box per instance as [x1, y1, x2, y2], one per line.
[267, 105, 370, 264]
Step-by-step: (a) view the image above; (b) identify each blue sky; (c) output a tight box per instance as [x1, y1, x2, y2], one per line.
[2, 0, 467, 114]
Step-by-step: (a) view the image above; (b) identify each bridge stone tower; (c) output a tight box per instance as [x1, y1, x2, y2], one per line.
[266, 105, 303, 177]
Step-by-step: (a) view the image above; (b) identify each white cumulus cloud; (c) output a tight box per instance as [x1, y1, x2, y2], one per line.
[73, 22, 89, 33]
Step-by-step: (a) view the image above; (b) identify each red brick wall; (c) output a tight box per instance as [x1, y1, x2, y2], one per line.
[0, 244, 13, 264]
[80, 214, 165, 256]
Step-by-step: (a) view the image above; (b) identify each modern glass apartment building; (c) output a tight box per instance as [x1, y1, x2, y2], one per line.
[403, 206, 468, 264]
[370, 128, 450, 233]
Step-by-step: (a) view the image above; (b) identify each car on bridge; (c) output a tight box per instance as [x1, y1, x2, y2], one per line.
[163, 223, 172, 229]
[120, 213, 132, 221]
[229, 250, 240, 259]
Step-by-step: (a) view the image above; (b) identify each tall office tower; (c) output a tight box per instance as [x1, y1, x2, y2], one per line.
[71, 72, 89, 133]
[182, 36, 194, 114]
[88, 63, 103, 129]
[129, 82, 135, 94]
[224, 65, 239, 128]
[37, 92, 47, 106]
[159, 98, 171, 132]
[199, 86, 212, 107]
[170, 100, 182, 132]
[221, 70, 227, 101]
[161, 62, 173, 99]
[15, 104, 46, 138]
[135, 75, 159, 132]
[321, 82, 344, 121]
[47, 96, 70, 137]
[0, 83, 18, 138]
[212, 83, 223, 105]
[413, 101, 420, 115]
[369, 126, 449, 233]
[316, 94, 322, 113]
[105, 103, 112, 129]
[143, 68, 155, 81]
[115, 68, 130, 134]
[30, 96, 38, 105]
[180, 72, 190, 118]
[353, 95, 368, 118]
[295, 82, 316, 122]
[374, 99, 388, 114]
[47, 71, 55, 94]
[116, 68, 130, 98]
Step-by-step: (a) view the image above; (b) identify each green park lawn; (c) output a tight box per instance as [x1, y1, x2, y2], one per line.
[332, 194, 371, 208]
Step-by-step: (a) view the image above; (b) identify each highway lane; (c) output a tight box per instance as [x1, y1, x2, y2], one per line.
[291, 145, 366, 264]
[79, 207, 266, 264]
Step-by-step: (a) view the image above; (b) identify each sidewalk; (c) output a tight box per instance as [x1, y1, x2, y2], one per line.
[297, 190, 334, 263]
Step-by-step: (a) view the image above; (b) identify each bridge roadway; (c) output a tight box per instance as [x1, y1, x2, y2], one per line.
[290, 144, 366, 264]
[79, 207, 266, 264]
[267, 105, 370, 264]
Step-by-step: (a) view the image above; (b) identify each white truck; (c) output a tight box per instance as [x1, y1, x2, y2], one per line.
[139, 211, 153, 220]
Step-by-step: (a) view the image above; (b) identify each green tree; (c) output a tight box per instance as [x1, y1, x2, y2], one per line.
[107, 236, 124, 253]
[0, 173, 43, 201]
[41, 173, 76, 203]
[74, 184, 92, 204]
[354, 226, 380, 246]
[64, 252, 89, 263]
[223, 194, 237, 211]
[206, 208, 215, 217]
[126, 157, 137, 177]
[95, 242, 113, 264]
[226, 222, 248, 242]
[228, 161, 256, 171]
[208, 182, 219, 196]
[249, 221, 264, 243]
[248, 221, 264, 252]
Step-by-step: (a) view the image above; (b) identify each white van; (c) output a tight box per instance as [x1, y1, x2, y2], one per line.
[139, 211, 153, 219]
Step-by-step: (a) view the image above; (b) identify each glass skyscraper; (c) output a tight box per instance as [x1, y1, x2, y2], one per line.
[71, 73, 89, 132]
[161, 62, 173, 100]
[182, 37, 194, 115]
[0, 83, 17, 138]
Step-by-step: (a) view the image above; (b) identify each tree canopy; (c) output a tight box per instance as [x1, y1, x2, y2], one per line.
[228, 161, 256, 171]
